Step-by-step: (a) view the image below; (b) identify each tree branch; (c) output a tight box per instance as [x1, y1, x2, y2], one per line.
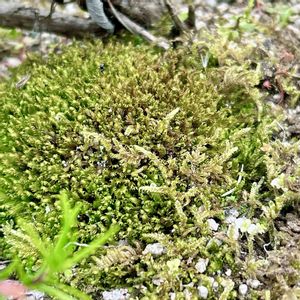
[0, 3, 106, 38]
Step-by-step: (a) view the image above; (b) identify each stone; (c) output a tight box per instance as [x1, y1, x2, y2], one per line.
[142, 243, 165, 256]
[198, 286, 209, 299]
[207, 219, 219, 231]
[239, 284, 248, 296]
[102, 288, 129, 300]
[195, 258, 209, 273]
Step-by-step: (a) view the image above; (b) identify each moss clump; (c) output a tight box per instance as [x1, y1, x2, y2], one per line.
[0, 40, 281, 298]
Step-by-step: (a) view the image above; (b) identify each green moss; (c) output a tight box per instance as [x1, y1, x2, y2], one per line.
[0, 39, 293, 298]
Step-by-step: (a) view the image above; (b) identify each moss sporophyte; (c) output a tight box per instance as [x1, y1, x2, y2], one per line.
[0, 40, 298, 299]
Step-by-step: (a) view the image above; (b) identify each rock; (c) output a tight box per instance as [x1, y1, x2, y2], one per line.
[198, 286, 209, 299]
[143, 243, 165, 256]
[247, 279, 261, 289]
[224, 215, 236, 224]
[102, 288, 129, 300]
[292, 4, 300, 14]
[212, 281, 219, 291]
[183, 288, 192, 300]
[152, 278, 164, 286]
[3, 57, 22, 68]
[247, 223, 258, 235]
[286, 213, 300, 233]
[195, 258, 209, 273]
[294, 18, 300, 29]
[238, 284, 248, 296]
[205, 0, 217, 7]
[226, 208, 239, 218]
[26, 290, 45, 300]
[207, 219, 219, 231]
[218, 3, 229, 13]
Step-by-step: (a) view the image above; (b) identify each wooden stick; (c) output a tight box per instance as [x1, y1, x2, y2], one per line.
[0, 3, 106, 38]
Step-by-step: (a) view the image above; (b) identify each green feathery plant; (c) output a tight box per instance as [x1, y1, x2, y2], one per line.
[0, 191, 119, 300]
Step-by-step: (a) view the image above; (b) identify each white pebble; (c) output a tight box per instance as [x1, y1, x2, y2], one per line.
[205, 0, 217, 7]
[224, 215, 236, 224]
[294, 19, 300, 29]
[207, 277, 215, 285]
[225, 269, 232, 276]
[183, 288, 192, 300]
[228, 208, 239, 217]
[102, 289, 129, 300]
[207, 219, 219, 231]
[26, 291, 44, 300]
[270, 177, 281, 189]
[235, 217, 251, 233]
[239, 284, 248, 296]
[143, 243, 165, 256]
[247, 279, 261, 289]
[247, 224, 258, 235]
[169, 292, 176, 300]
[195, 258, 209, 273]
[4, 57, 22, 68]
[293, 4, 300, 14]
[152, 278, 164, 286]
[212, 281, 219, 291]
[198, 286, 209, 299]
[218, 3, 229, 13]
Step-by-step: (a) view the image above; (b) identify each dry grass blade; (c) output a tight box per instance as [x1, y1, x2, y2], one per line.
[15, 74, 31, 89]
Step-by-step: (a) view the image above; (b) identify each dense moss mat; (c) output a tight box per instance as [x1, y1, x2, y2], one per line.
[0, 40, 298, 298]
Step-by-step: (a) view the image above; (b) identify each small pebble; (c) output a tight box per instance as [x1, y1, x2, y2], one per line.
[247, 279, 261, 289]
[292, 4, 300, 14]
[117, 239, 128, 246]
[239, 284, 248, 296]
[205, 0, 217, 7]
[212, 281, 219, 291]
[218, 3, 229, 13]
[224, 215, 236, 224]
[3, 57, 22, 68]
[273, 94, 283, 103]
[247, 223, 258, 235]
[198, 286, 209, 299]
[102, 288, 129, 300]
[143, 243, 165, 256]
[294, 19, 300, 29]
[225, 269, 232, 277]
[183, 288, 192, 300]
[152, 278, 164, 286]
[225, 208, 239, 217]
[235, 217, 251, 233]
[26, 291, 44, 300]
[195, 258, 209, 273]
[207, 277, 215, 285]
[207, 219, 219, 231]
